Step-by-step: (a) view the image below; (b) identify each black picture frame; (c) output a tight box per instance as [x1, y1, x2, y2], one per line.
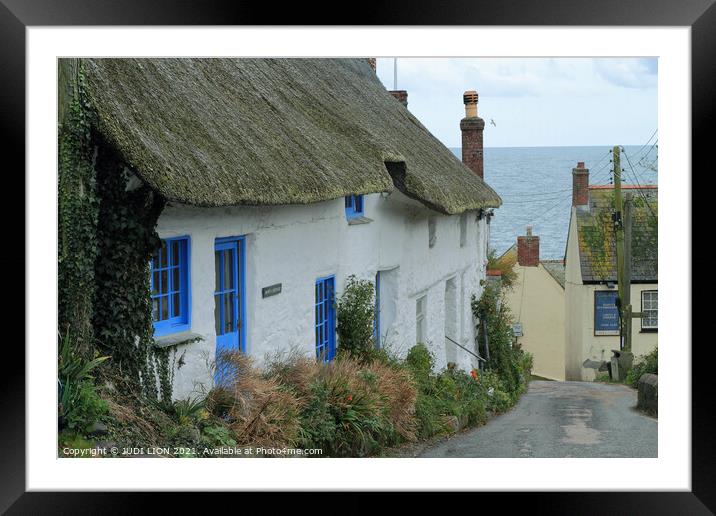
[2, 0, 709, 512]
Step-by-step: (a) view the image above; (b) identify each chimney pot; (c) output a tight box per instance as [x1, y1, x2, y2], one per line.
[572, 161, 590, 207]
[463, 90, 478, 118]
[460, 90, 485, 179]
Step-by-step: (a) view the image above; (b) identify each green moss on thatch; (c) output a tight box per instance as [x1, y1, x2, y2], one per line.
[79, 58, 501, 215]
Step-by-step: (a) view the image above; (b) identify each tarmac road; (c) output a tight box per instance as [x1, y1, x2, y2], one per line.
[419, 380, 657, 458]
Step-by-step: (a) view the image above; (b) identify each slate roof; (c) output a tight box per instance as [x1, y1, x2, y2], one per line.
[73, 58, 501, 215]
[540, 260, 566, 288]
[576, 186, 657, 283]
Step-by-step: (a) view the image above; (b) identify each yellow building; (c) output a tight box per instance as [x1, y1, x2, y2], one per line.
[500, 234, 567, 381]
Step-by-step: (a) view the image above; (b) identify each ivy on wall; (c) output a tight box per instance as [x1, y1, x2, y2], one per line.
[92, 143, 166, 398]
[58, 59, 170, 400]
[58, 61, 99, 359]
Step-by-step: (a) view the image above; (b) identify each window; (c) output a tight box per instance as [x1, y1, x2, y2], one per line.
[641, 290, 658, 330]
[428, 217, 437, 248]
[416, 295, 427, 344]
[345, 195, 364, 219]
[459, 213, 467, 247]
[151, 237, 190, 336]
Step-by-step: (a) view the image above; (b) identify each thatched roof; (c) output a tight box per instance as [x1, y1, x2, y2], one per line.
[80, 58, 501, 215]
[576, 186, 657, 283]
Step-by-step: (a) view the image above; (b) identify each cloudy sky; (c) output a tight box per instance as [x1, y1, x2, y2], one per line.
[375, 58, 657, 148]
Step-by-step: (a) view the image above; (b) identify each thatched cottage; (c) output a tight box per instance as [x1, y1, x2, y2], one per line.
[59, 58, 501, 400]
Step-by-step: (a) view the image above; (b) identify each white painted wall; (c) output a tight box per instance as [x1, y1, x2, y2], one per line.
[155, 190, 490, 399]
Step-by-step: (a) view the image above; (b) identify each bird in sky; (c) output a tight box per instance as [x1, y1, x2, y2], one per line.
[490, 119, 497, 127]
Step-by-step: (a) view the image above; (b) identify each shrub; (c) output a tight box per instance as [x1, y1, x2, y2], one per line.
[336, 275, 376, 361]
[477, 370, 512, 413]
[202, 424, 237, 447]
[214, 350, 303, 450]
[405, 343, 434, 385]
[298, 358, 402, 456]
[626, 346, 658, 387]
[403, 344, 490, 439]
[472, 284, 531, 401]
[486, 248, 518, 290]
[58, 330, 110, 433]
[169, 396, 207, 426]
[263, 348, 320, 400]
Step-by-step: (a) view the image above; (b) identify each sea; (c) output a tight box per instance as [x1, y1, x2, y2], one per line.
[449, 145, 658, 259]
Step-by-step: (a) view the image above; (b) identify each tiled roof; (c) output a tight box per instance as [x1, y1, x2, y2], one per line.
[576, 187, 657, 283]
[540, 260, 565, 288]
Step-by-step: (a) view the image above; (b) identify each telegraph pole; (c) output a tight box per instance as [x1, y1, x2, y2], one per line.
[613, 146, 626, 350]
[623, 192, 633, 353]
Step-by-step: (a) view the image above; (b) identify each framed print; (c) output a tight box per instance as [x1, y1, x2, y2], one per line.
[2, 0, 711, 512]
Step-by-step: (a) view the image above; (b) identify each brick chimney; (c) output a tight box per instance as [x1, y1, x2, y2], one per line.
[572, 161, 589, 207]
[366, 58, 376, 72]
[517, 226, 540, 267]
[460, 90, 485, 179]
[389, 90, 408, 108]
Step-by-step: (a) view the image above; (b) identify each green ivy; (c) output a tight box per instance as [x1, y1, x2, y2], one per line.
[58, 61, 99, 359]
[58, 59, 169, 400]
[472, 284, 532, 402]
[92, 142, 165, 397]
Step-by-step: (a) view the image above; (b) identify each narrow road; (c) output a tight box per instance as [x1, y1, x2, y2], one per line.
[419, 381, 657, 458]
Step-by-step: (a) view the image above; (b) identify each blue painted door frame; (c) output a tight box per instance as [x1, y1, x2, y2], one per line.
[374, 271, 381, 348]
[315, 275, 336, 362]
[214, 237, 246, 363]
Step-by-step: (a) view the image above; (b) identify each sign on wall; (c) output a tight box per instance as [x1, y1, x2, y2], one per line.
[262, 283, 282, 298]
[594, 290, 620, 335]
[511, 323, 523, 337]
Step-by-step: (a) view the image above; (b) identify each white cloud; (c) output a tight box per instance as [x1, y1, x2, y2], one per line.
[375, 57, 657, 147]
[592, 58, 658, 89]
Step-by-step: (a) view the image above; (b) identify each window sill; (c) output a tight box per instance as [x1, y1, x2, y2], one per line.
[640, 328, 658, 333]
[348, 216, 373, 225]
[154, 330, 204, 349]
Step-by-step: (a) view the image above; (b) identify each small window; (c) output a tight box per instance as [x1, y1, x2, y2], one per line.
[151, 237, 190, 336]
[641, 290, 658, 330]
[428, 217, 437, 248]
[345, 195, 364, 219]
[416, 295, 427, 344]
[459, 213, 467, 247]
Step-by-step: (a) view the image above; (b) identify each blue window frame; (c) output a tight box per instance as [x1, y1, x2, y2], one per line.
[345, 194, 364, 219]
[315, 276, 336, 362]
[151, 236, 190, 336]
